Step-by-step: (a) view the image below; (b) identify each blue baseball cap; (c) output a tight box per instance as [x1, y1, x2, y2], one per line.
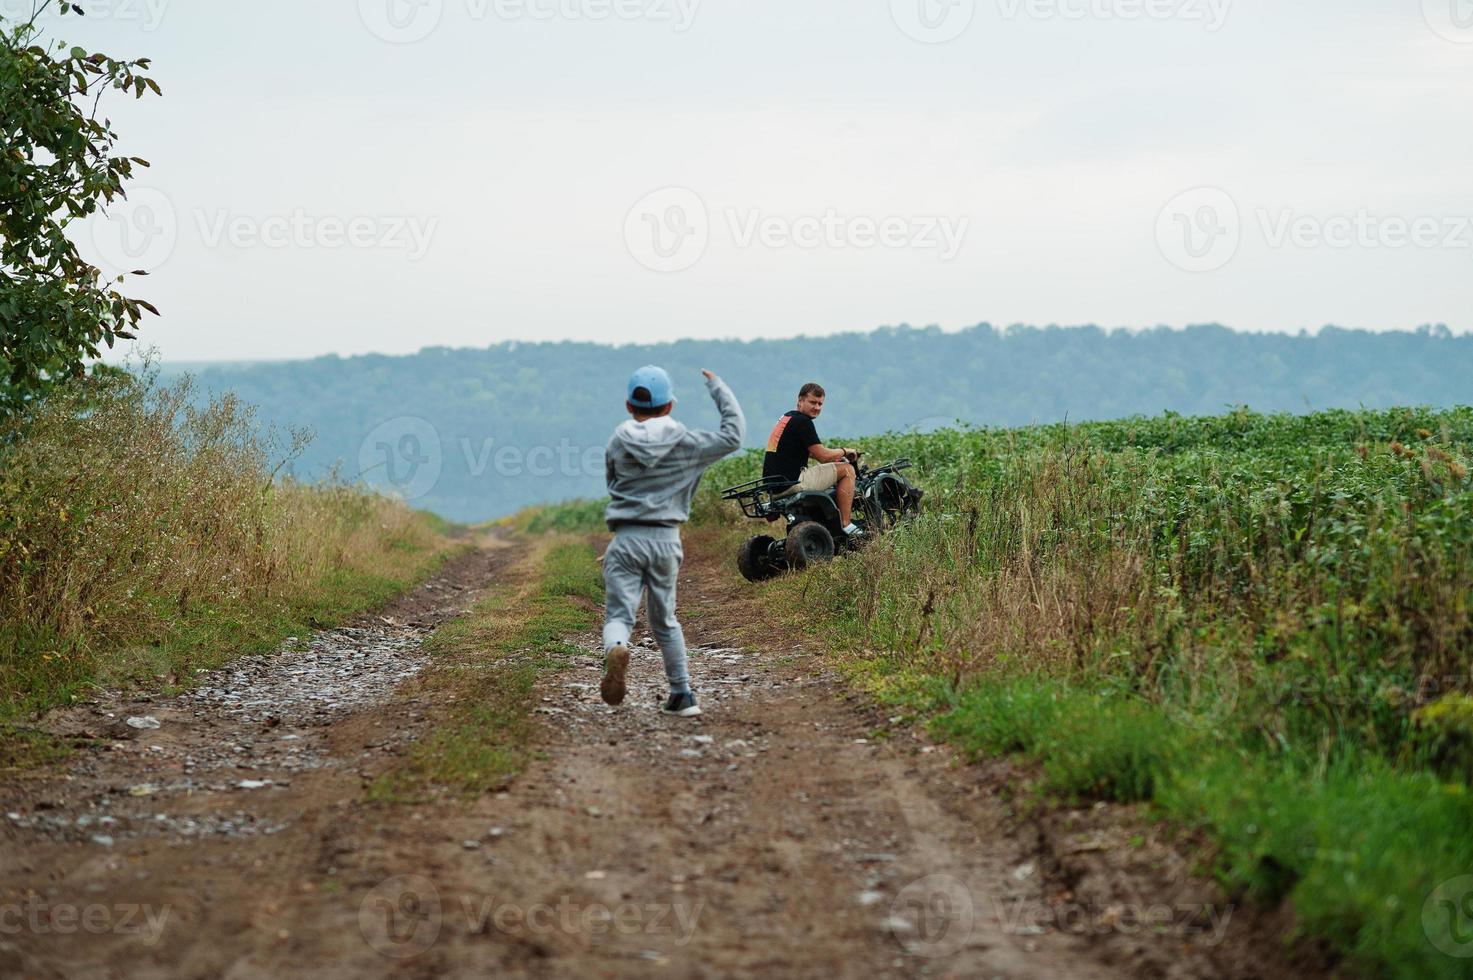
[626, 365, 674, 409]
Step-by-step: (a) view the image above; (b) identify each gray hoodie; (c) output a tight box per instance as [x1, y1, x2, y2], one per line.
[604, 375, 745, 528]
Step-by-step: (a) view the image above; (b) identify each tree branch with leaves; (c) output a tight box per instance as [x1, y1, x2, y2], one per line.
[1, 1, 162, 417]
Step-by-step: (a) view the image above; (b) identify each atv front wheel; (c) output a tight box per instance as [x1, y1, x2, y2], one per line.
[860, 491, 887, 536]
[785, 521, 836, 570]
[737, 535, 783, 582]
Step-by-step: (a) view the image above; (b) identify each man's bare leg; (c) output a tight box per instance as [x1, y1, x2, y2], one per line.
[835, 462, 855, 526]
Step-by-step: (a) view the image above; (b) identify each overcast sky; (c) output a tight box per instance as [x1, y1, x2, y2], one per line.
[29, 0, 1472, 361]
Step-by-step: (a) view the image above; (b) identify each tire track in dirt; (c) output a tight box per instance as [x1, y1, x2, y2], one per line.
[1, 528, 1306, 978]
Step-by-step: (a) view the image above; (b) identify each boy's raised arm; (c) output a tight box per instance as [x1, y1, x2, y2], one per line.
[692, 368, 745, 461]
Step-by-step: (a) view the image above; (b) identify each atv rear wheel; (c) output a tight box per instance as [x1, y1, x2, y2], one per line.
[785, 521, 836, 570]
[737, 535, 783, 582]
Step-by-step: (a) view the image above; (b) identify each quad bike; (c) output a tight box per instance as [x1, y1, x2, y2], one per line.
[720, 454, 924, 582]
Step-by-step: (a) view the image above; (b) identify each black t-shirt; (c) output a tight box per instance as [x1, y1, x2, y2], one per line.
[762, 411, 820, 485]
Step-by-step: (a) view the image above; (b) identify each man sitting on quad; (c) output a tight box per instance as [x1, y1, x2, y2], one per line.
[762, 382, 865, 538]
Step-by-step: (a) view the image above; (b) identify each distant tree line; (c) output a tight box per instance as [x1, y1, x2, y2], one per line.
[177, 323, 1471, 522]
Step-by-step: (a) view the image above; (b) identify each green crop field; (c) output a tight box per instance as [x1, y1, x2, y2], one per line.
[690, 406, 1473, 978]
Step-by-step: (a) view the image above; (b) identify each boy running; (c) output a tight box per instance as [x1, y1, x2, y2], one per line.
[600, 365, 745, 717]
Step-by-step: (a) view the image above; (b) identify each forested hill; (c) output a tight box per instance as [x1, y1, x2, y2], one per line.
[180, 323, 1471, 522]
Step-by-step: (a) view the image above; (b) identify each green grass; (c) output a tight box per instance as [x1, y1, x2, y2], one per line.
[692, 405, 1473, 979]
[933, 677, 1185, 802]
[863, 667, 1473, 979]
[368, 536, 602, 802]
[511, 498, 608, 535]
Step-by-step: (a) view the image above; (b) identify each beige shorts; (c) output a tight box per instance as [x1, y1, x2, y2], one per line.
[776, 462, 838, 496]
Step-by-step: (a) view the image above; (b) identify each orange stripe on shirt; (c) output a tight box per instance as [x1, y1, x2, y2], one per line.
[766, 415, 792, 452]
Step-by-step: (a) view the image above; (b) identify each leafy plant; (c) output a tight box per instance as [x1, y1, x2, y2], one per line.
[1, 2, 162, 416]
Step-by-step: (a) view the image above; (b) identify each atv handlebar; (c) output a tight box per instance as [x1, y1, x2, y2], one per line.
[858, 456, 911, 478]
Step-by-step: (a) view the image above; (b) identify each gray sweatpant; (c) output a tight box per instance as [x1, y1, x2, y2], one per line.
[601, 526, 689, 694]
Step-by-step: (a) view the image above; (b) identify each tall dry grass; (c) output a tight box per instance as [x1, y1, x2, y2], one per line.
[0, 367, 447, 728]
[698, 407, 1473, 762]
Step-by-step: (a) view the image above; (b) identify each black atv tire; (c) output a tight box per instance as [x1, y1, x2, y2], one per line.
[737, 535, 782, 582]
[884, 486, 924, 527]
[860, 492, 887, 536]
[785, 521, 836, 570]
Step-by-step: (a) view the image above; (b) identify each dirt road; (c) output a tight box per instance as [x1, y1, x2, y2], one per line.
[0, 531, 1308, 978]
